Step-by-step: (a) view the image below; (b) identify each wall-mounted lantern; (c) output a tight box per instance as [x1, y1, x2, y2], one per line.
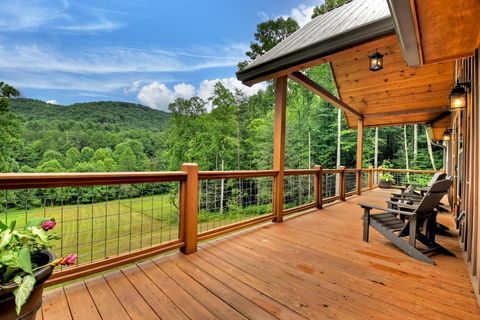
[442, 129, 451, 141]
[449, 80, 470, 110]
[368, 51, 384, 72]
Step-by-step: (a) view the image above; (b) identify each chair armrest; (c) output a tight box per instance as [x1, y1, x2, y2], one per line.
[360, 203, 416, 216]
[396, 203, 418, 211]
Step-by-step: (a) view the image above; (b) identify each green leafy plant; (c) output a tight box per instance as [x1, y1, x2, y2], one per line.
[0, 218, 77, 314]
[379, 172, 395, 183]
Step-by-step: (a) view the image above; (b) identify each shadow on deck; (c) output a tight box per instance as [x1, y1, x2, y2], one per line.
[39, 189, 480, 319]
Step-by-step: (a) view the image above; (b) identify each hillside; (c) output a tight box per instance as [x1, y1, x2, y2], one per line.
[10, 98, 170, 130]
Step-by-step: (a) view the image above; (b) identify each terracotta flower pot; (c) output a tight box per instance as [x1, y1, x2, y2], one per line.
[379, 180, 393, 188]
[0, 251, 55, 320]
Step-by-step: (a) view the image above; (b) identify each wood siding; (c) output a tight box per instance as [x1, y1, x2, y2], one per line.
[458, 49, 480, 304]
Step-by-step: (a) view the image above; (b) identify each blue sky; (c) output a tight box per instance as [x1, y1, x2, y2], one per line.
[0, 0, 321, 110]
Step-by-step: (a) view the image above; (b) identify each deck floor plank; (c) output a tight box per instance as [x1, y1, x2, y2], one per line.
[40, 189, 480, 320]
[84, 276, 131, 320]
[63, 282, 102, 320]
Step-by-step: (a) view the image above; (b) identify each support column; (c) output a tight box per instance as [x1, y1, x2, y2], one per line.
[273, 76, 287, 223]
[356, 118, 364, 195]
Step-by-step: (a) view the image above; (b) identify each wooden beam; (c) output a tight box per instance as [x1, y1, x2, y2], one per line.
[289, 71, 363, 119]
[356, 118, 364, 195]
[273, 76, 287, 223]
[363, 107, 449, 119]
[428, 111, 451, 125]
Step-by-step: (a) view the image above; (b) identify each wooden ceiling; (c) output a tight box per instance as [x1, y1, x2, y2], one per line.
[413, 0, 480, 64]
[326, 34, 454, 128]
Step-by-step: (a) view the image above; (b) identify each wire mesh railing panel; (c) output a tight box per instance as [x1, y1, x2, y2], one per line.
[386, 171, 435, 188]
[322, 173, 339, 199]
[1, 182, 180, 268]
[345, 171, 357, 193]
[361, 171, 369, 190]
[197, 177, 273, 234]
[283, 175, 314, 209]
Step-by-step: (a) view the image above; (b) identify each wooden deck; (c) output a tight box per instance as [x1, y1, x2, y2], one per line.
[39, 189, 480, 320]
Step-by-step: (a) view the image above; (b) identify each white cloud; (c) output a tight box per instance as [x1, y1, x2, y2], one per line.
[0, 0, 123, 33]
[137, 82, 196, 111]
[46, 99, 58, 104]
[137, 78, 267, 111]
[276, 3, 317, 27]
[289, 4, 315, 27]
[0, 44, 244, 74]
[0, 0, 68, 31]
[124, 80, 142, 94]
[173, 83, 196, 98]
[54, 20, 123, 32]
[197, 78, 267, 102]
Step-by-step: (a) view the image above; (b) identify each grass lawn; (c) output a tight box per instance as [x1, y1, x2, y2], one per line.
[1, 193, 274, 266]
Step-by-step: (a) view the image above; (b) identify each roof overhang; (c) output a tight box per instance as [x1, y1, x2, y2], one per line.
[389, 0, 480, 65]
[237, 17, 394, 86]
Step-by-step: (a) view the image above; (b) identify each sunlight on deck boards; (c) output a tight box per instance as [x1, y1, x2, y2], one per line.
[39, 189, 480, 320]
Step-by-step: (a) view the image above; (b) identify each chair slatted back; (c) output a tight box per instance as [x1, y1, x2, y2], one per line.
[427, 172, 447, 187]
[414, 178, 453, 217]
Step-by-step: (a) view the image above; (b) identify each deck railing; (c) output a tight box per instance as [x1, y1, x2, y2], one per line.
[0, 166, 436, 285]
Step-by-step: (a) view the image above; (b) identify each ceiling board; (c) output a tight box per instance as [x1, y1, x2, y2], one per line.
[326, 34, 454, 128]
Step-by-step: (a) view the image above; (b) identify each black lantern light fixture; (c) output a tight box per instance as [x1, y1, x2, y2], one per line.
[442, 129, 451, 141]
[449, 80, 470, 110]
[368, 50, 384, 72]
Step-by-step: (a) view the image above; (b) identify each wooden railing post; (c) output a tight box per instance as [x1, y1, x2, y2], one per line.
[313, 165, 323, 209]
[368, 166, 374, 189]
[339, 166, 346, 201]
[180, 163, 198, 254]
[356, 169, 362, 195]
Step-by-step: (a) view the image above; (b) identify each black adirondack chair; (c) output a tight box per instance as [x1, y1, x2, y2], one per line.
[395, 172, 447, 198]
[361, 178, 454, 265]
[389, 172, 449, 212]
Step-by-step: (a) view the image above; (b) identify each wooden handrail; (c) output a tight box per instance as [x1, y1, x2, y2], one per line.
[198, 170, 278, 180]
[284, 169, 318, 176]
[380, 168, 436, 174]
[0, 171, 188, 189]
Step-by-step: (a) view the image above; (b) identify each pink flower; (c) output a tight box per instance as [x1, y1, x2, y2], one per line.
[59, 253, 78, 266]
[41, 219, 56, 231]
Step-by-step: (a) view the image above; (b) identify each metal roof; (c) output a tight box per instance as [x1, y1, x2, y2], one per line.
[237, 0, 394, 85]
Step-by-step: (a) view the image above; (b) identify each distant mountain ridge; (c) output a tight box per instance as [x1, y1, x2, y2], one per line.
[9, 98, 171, 130]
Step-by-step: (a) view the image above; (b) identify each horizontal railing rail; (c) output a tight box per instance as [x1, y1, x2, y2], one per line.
[0, 165, 441, 285]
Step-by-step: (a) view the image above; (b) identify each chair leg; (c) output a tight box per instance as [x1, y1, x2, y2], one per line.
[370, 218, 435, 265]
[363, 208, 370, 242]
[408, 215, 417, 248]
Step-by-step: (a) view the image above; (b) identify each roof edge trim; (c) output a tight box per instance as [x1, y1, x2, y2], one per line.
[387, 0, 422, 66]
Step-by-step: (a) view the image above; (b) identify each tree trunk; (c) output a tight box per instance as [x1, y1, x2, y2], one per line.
[336, 109, 342, 195]
[404, 125, 410, 181]
[413, 124, 418, 166]
[426, 127, 437, 171]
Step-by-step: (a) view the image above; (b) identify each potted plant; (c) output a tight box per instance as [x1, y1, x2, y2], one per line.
[0, 218, 77, 319]
[379, 172, 395, 188]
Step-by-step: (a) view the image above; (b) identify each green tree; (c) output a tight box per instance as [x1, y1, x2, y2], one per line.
[118, 147, 136, 172]
[64, 147, 81, 169]
[238, 17, 299, 71]
[0, 82, 22, 172]
[312, 0, 352, 18]
[36, 159, 64, 172]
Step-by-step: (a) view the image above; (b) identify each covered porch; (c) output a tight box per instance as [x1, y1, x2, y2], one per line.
[39, 189, 479, 320]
